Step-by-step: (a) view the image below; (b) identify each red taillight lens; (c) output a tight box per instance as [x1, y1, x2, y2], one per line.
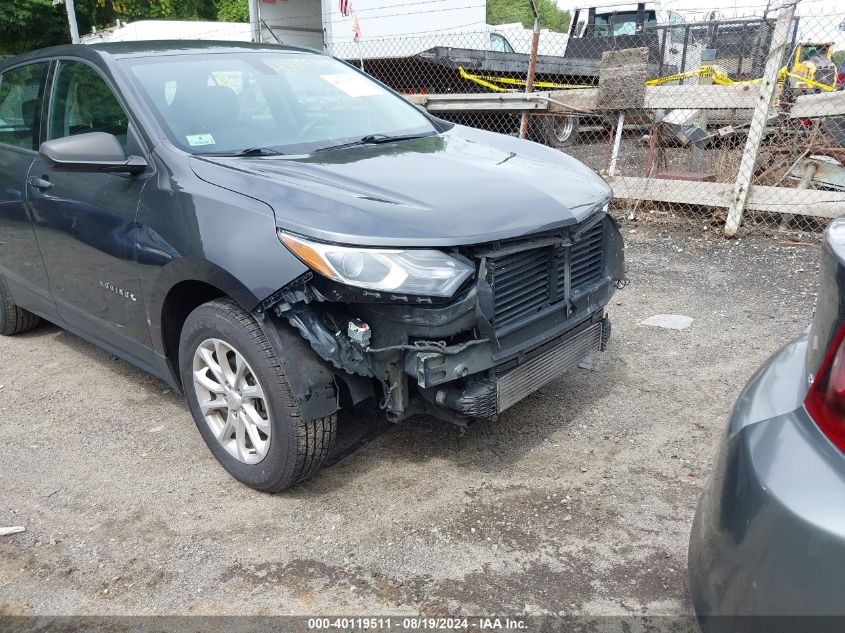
[805, 325, 845, 452]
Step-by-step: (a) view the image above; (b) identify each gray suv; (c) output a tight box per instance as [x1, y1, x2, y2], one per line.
[0, 41, 625, 491]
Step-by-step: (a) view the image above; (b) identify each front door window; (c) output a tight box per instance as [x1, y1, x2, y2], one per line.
[48, 61, 129, 150]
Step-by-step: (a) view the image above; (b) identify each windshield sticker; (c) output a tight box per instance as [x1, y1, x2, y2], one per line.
[320, 73, 384, 98]
[186, 133, 216, 147]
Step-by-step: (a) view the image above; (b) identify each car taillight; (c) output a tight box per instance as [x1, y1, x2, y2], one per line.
[805, 324, 845, 452]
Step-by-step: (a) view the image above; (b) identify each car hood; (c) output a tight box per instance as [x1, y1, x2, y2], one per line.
[190, 125, 611, 247]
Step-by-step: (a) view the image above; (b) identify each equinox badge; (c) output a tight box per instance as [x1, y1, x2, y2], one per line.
[99, 281, 137, 302]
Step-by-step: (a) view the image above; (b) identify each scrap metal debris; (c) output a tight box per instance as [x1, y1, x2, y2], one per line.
[0, 526, 26, 537]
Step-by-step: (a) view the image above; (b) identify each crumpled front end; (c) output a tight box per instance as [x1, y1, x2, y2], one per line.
[261, 211, 625, 424]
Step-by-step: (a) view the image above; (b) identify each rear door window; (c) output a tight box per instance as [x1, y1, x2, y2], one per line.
[0, 62, 49, 151]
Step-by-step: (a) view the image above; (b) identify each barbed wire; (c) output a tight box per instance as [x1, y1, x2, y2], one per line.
[329, 22, 544, 43]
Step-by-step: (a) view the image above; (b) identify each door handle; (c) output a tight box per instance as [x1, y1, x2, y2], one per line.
[28, 176, 53, 191]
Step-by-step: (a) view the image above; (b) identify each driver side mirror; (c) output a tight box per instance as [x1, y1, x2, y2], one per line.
[39, 132, 147, 175]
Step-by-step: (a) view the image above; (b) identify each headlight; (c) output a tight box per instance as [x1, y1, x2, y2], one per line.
[279, 232, 474, 298]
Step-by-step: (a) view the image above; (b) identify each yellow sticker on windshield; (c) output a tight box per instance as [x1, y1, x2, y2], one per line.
[320, 73, 384, 98]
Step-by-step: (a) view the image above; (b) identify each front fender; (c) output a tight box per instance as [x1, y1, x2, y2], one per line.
[146, 256, 260, 355]
[137, 147, 309, 354]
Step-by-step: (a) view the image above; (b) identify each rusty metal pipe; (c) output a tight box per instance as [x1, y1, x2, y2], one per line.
[519, 3, 541, 140]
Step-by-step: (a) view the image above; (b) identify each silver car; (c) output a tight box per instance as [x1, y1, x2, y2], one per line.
[688, 217, 845, 628]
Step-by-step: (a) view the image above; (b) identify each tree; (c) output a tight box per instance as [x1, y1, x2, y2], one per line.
[0, 0, 70, 54]
[0, 0, 219, 54]
[487, 0, 571, 33]
[92, 0, 217, 22]
[217, 0, 249, 22]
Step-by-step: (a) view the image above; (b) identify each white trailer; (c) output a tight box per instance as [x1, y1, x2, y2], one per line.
[80, 20, 252, 44]
[247, 0, 486, 48]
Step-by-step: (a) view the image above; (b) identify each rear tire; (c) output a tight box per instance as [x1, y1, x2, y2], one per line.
[179, 298, 336, 492]
[0, 274, 41, 336]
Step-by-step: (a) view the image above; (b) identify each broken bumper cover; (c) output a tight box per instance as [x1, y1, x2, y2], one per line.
[412, 314, 609, 418]
[267, 213, 624, 422]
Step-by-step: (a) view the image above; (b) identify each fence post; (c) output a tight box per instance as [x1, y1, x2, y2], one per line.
[689, 49, 715, 173]
[724, 2, 795, 237]
[519, 0, 541, 140]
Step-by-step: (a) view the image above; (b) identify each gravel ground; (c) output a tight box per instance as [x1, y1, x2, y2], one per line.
[0, 220, 820, 618]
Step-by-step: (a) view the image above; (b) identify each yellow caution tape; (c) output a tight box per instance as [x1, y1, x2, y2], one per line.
[458, 67, 508, 92]
[644, 68, 705, 86]
[778, 69, 836, 92]
[646, 64, 834, 91]
[458, 67, 593, 91]
[460, 63, 835, 94]
[645, 65, 761, 87]
[470, 74, 594, 90]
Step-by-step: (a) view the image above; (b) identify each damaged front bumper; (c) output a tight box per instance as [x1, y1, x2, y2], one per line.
[412, 313, 610, 418]
[261, 212, 625, 424]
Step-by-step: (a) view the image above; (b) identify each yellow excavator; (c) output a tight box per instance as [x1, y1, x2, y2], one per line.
[785, 42, 837, 92]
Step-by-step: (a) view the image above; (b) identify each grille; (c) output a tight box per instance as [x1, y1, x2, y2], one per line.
[489, 219, 605, 329]
[570, 221, 605, 291]
[489, 247, 551, 327]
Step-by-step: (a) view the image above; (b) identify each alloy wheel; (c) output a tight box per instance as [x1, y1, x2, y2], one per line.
[192, 338, 271, 465]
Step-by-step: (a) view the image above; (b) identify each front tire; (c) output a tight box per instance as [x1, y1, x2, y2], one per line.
[179, 298, 336, 492]
[0, 274, 40, 336]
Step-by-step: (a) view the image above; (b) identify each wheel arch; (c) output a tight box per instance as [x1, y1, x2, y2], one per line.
[151, 257, 262, 389]
[151, 260, 348, 423]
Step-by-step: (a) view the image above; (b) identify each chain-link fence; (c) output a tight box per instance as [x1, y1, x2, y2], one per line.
[324, 0, 845, 237]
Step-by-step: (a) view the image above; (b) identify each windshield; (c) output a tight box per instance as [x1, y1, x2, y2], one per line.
[799, 45, 830, 63]
[122, 51, 436, 154]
